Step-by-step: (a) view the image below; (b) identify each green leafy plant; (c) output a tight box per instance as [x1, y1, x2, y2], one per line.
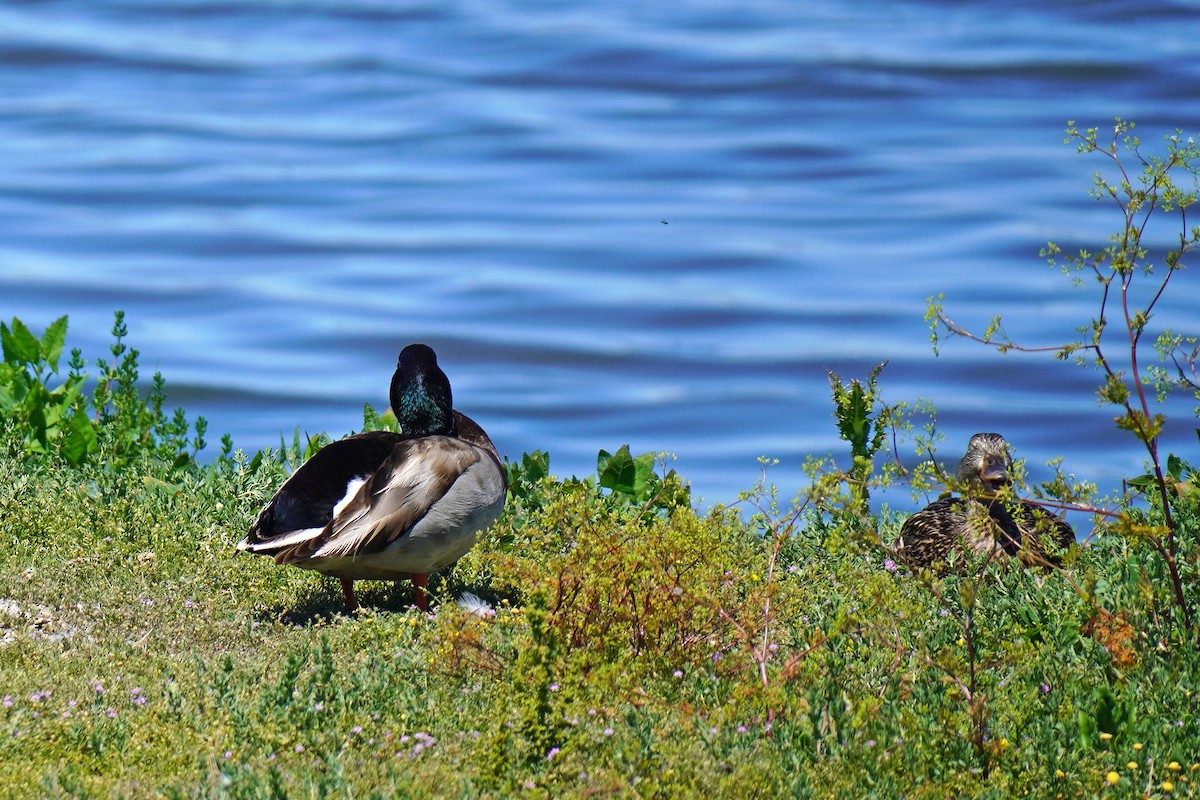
[827, 362, 898, 518]
[596, 444, 656, 501]
[0, 315, 96, 464]
[506, 449, 550, 494]
[595, 445, 691, 512]
[360, 401, 400, 433]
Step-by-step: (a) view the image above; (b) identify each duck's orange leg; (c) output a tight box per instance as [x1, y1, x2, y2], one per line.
[340, 578, 359, 612]
[411, 573, 429, 611]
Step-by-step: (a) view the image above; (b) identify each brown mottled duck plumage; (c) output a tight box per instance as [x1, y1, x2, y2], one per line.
[897, 433, 1075, 570]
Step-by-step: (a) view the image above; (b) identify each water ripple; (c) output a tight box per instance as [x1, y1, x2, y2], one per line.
[1, 0, 1198, 509]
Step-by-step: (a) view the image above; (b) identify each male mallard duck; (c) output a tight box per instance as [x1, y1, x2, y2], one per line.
[237, 344, 507, 612]
[897, 432, 1074, 570]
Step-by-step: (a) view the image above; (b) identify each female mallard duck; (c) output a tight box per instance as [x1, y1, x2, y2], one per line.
[237, 344, 507, 612]
[897, 432, 1075, 570]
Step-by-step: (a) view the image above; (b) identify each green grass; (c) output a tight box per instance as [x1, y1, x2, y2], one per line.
[2, 433, 1199, 799]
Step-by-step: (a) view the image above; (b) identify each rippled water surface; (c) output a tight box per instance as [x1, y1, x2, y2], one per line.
[3, 0, 1199, 517]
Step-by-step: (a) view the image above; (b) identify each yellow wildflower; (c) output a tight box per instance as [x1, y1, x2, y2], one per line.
[1099, 732, 1113, 741]
[1169, 762, 1182, 772]
[1133, 743, 1143, 751]
[1126, 762, 1138, 770]
[1105, 771, 1120, 785]
[1162, 780, 1174, 792]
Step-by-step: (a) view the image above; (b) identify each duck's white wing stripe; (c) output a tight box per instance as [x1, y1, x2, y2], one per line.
[332, 477, 368, 518]
[238, 526, 325, 552]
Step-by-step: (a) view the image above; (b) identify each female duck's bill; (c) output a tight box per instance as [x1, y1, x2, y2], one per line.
[238, 344, 507, 612]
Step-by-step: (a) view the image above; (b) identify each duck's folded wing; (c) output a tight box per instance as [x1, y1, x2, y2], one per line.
[276, 436, 495, 563]
[239, 432, 404, 553]
[1016, 501, 1076, 550]
[898, 497, 970, 566]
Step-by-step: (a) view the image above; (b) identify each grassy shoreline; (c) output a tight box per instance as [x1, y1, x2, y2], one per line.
[2, 429, 1198, 798]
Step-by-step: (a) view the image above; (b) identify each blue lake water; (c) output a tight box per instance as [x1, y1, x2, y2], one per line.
[2, 0, 1199, 526]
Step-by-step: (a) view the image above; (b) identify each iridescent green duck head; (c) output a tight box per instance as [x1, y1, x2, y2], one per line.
[390, 343, 455, 437]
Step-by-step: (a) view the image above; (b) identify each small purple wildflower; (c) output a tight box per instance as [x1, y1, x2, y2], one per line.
[672, 670, 683, 678]
[91, 681, 105, 694]
[106, 708, 118, 719]
[1041, 683, 1051, 694]
[737, 725, 748, 733]
[884, 558, 897, 573]
[549, 683, 559, 692]
[547, 747, 561, 760]
[602, 728, 614, 736]
[294, 744, 305, 753]
[2, 695, 12, 708]
[351, 726, 363, 734]
[183, 599, 195, 609]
